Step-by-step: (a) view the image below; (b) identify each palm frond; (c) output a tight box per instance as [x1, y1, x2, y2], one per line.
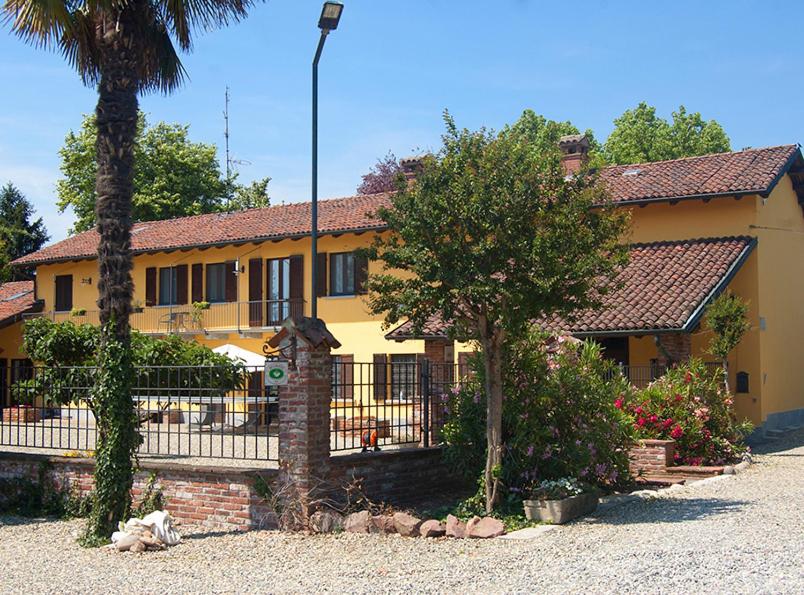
[134, 6, 186, 94]
[59, 6, 102, 84]
[155, 0, 256, 51]
[2, 0, 74, 48]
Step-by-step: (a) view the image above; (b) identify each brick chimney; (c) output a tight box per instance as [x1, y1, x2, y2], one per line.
[558, 134, 590, 176]
[400, 155, 425, 185]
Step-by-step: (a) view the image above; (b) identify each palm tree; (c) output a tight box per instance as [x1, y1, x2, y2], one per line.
[3, 0, 258, 542]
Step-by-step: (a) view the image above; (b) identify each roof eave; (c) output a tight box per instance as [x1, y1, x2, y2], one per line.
[12, 224, 390, 268]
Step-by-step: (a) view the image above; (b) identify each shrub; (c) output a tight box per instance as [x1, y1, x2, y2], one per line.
[442, 330, 635, 510]
[620, 359, 752, 465]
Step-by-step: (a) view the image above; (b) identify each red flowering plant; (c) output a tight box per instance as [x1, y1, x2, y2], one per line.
[442, 330, 635, 509]
[619, 359, 753, 465]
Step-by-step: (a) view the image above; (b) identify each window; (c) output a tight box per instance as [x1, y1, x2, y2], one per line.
[331, 355, 354, 401]
[205, 263, 228, 303]
[329, 252, 368, 296]
[267, 257, 291, 324]
[390, 354, 417, 401]
[158, 267, 178, 305]
[54, 275, 73, 312]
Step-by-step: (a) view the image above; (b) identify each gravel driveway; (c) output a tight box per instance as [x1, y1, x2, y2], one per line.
[1, 430, 803, 595]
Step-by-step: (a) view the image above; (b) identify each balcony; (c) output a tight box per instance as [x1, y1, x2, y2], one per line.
[32, 299, 304, 336]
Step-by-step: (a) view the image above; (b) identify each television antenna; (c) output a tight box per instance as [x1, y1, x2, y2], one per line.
[223, 86, 251, 180]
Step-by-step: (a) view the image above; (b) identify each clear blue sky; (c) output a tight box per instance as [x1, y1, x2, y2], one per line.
[1, 1, 801, 242]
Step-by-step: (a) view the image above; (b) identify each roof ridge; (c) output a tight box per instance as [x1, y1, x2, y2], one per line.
[603, 144, 797, 171]
[629, 235, 753, 249]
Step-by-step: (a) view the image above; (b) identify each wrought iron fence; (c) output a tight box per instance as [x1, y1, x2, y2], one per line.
[329, 359, 473, 452]
[607, 361, 723, 388]
[0, 365, 278, 461]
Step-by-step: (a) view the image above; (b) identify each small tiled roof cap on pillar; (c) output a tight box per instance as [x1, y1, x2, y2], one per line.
[385, 236, 756, 340]
[267, 315, 342, 350]
[0, 280, 40, 329]
[12, 145, 801, 268]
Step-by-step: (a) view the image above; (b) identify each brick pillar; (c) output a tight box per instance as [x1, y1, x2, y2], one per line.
[424, 338, 453, 365]
[267, 316, 340, 524]
[421, 339, 454, 445]
[655, 333, 692, 366]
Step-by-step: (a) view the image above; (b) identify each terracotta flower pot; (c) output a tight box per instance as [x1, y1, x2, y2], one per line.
[523, 492, 598, 524]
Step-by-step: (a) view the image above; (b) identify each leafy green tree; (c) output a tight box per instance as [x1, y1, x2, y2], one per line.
[0, 183, 49, 280]
[3, 0, 258, 544]
[603, 102, 731, 164]
[366, 111, 629, 512]
[58, 114, 235, 234]
[228, 176, 271, 211]
[705, 292, 750, 393]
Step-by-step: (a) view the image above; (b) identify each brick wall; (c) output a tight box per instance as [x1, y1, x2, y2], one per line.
[330, 447, 466, 506]
[656, 333, 692, 366]
[628, 439, 676, 476]
[0, 452, 278, 532]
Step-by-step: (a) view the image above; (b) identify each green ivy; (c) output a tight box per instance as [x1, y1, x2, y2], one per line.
[132, 471, 165, 518]
[81, 330, 140, 547]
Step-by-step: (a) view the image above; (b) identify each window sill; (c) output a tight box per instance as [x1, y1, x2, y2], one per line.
[322, 294, 357, 300]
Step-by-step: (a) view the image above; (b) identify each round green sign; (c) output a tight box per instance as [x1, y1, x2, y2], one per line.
[268, 368, 285, 380]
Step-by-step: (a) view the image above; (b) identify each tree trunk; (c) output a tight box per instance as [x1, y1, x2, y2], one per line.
[480, 319, 504, 513]
[722, 358, 730, 394]
[83, 7, 141, 545]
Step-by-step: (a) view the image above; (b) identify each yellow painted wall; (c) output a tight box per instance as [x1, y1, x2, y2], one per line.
[627, 196, 756, 243]
[753, 177, 804, 421]
[0, 322, 26, 362]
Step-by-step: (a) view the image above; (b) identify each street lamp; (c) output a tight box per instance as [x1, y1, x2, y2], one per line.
[311, 1, 343, 320]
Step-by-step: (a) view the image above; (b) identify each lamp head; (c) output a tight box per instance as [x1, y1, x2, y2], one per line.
[318, 1, 344, 31]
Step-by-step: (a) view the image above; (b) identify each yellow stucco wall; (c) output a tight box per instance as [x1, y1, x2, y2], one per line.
[753, 177, 804, 421]
[0, 322, 26, 362]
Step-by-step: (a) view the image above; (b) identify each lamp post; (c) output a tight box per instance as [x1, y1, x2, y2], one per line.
[311, 1, 344, 321]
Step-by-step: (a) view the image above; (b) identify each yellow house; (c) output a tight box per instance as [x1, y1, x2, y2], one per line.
[4, 142, 804, 434]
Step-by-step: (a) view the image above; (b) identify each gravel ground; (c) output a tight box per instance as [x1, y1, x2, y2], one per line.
[1, 430, 803, 595]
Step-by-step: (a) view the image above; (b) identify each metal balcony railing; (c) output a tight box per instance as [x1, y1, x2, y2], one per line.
[29, 299, 305, 335]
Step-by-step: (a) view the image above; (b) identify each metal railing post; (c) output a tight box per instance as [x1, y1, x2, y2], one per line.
[421, 358, 430, 448]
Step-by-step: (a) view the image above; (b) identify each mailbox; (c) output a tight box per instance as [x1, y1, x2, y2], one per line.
[736, 371, 749, 394]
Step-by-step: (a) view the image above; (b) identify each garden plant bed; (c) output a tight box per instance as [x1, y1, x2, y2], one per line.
[2, 407, 41, 424]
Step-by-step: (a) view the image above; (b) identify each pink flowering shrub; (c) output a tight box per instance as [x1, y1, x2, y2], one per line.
[442, 330, 635, 499]
[620, 359, 752, 465]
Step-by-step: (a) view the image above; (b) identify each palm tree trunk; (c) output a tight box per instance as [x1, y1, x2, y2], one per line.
[83, 7, 141, 545]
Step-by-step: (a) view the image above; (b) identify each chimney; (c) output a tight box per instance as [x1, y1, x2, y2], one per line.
[558, 134, 590, 176]
[400, 155, 425, 185]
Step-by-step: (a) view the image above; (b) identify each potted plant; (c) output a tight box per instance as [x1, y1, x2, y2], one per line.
[190, 301, 210, 327]
[523, 477, 598, 524]
[70, 307, 87, 317]
[131, 299, 144, 313]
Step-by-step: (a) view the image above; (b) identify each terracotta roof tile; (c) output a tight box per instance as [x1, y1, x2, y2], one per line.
[13, 193, 392, 266]
[601, 144, 798, 204]
[13, 145, 798, 267]
[385, 236, 756, 340]
[0, 281, 38, 327]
